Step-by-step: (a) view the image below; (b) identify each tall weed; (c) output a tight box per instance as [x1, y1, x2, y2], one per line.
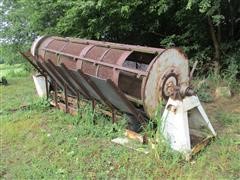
[222, 61, 239, 90]
[206, 61, 239, 92]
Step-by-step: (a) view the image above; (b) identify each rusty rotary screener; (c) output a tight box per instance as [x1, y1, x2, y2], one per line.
[22, 36, 216, 155]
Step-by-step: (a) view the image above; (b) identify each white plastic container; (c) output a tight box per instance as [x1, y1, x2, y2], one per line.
[32, 74, 49, 97]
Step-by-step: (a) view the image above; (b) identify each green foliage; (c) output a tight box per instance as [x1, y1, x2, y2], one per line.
[205, 60, 240, 92]
[30, 97, 51, 110]
[222, 61, 239, 90]
[0, 0, 239, 76]
[0, 44, 26, 65]
[211, 14, 225, 26]
[196, 80, 214, 102]
[0, 64, 30, 78]
[216, 112, 240, 125]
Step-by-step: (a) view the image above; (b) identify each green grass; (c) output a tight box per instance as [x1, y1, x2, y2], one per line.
[1, 76, 240, 179]
[0, 64, 29, 78]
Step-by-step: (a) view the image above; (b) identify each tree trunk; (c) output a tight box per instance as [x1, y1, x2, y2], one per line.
[228, 0, 234, 39]
[208, 16, 221, 74]
[217, 9, 221, 43]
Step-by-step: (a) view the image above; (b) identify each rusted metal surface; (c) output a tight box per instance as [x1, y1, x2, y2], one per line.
[64, 83, 69, 113]
[125, 129, 144, 143]
[60, 63, 90, 99]
[23, 35, 193, 130]
[50, 92, 123, 119]
[143, 48, 189, 118]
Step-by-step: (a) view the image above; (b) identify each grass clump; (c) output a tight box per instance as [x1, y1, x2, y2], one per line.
[195, 79, 214, 102]
[192, 61, 239, 103]
[207, 62, 239, 92]
[216, 112, 240, 125]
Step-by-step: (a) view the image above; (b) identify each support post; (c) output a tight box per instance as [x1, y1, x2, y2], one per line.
[91, 99, 96, 124]
[44, 74, 49, 99]
[92, 99, 96, 111]
[64, 83, 69, 113]
[53, 81, 58, 107]
[77, 92, 80, 114]
[112, 109, 116, 123]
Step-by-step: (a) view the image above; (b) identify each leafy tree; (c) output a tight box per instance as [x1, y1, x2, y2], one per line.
[0, 0, 239, 76]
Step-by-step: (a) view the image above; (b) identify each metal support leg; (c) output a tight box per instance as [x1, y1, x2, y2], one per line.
[91, 99, 96, 124]
[77, 92, 80, 109]
[77, 92, 80, 114]
[92, 99, 96, 111]
[53, 81, 58, 107]
[64, 83, 68, 113]
[44, 74, 49, 99]
[112, 109, 116, 123]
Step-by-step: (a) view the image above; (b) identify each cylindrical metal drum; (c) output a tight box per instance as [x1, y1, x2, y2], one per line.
[31, 36, 189, 119]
